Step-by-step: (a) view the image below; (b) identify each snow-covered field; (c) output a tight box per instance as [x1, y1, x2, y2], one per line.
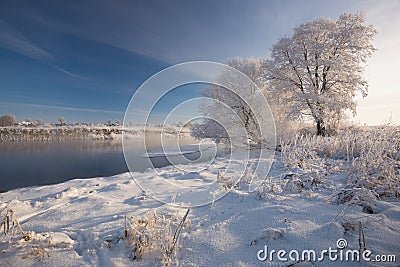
[1, 140, 399, 266]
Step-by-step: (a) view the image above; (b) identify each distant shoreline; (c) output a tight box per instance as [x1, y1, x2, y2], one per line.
[0, 125, 190, 142]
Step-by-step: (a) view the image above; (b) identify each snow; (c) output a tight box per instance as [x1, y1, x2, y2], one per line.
[0, 155, 399, 266]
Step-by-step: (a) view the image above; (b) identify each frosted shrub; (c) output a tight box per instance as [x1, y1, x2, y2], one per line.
[283, 173, 319, 193]
[124, 208, 190, 266]
[256, 178, 284, 199]
[216, 171, 234, 190]
[349, 127, 400, 199]
[335, 187, 380, 212]
[280, 134, 323, 171]
[280, 126, 400, 200]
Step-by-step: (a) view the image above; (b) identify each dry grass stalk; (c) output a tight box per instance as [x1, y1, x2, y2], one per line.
[1, 209, 26, 239]
[124, 208, 190, 266]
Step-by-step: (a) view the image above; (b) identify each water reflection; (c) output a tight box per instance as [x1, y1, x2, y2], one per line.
[0, 134, 198, 191]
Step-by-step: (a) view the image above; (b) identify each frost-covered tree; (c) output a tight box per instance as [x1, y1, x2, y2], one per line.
[196, 58, 267, 144]
[58, 117, 65, 126]
[265, 12, 376, 136]
[0, 114, 16, 126]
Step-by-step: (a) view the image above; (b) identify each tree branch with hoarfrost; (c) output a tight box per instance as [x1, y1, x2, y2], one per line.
[193, 58, 268, 145]
[265, 12, 376, 136]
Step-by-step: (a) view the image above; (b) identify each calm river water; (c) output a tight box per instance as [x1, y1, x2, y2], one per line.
[0, 134, 198, 191]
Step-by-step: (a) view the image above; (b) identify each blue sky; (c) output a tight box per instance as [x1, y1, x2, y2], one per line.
[0, 0, 399, 124]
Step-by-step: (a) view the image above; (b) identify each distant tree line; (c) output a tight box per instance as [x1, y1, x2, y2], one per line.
[0, 114, 126, 127]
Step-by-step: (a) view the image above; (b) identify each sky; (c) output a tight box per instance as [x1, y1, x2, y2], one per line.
[0, 0, 399, 125]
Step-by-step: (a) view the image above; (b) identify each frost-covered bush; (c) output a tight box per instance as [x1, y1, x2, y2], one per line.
[124, 208, 190, 266]
[216, 171, 235, 190]
[348, 127, 400, 199]
[280, 126, 400, 200]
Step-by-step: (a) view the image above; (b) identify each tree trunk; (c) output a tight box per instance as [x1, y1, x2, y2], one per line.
[316, 119, 327, 136]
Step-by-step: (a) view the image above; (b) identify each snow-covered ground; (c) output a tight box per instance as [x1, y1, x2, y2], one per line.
[0, 153, 399, 266]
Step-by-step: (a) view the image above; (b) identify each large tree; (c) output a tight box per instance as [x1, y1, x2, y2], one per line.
[265, 12, 376, 136]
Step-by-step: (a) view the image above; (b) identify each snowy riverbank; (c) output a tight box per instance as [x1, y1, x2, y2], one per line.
[0, 154, 399, 266]
[0, 125, 190, 142]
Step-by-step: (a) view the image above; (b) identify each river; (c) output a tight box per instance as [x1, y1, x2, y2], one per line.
[0, 134, 198, 191]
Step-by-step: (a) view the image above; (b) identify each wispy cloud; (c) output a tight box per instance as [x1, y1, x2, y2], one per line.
[49, 64, 86, 79]
[19, 1, 228, 64]
[0, 102, 124, 115]
[0, 19, 51, 60]
[0, 19, 85, 79]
